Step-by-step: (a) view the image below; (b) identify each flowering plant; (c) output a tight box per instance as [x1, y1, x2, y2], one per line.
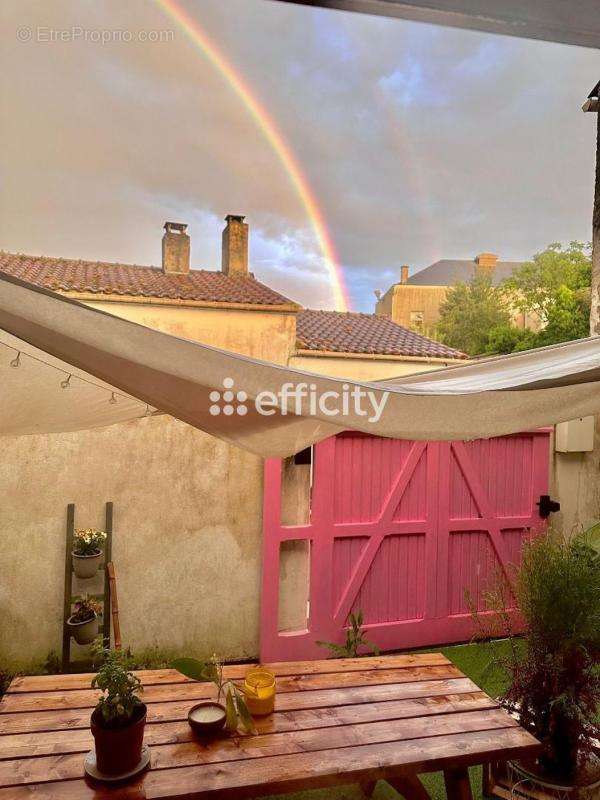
[91, 644, 143, 726]
[73, 528, 107, 556]
[70, 594, 101, 624]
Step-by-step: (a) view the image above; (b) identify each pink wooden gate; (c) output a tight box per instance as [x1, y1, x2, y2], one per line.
[260, 430, 551, 662]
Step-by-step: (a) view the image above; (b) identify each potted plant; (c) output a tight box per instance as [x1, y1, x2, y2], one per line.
[72, 527, 107, 579]
[67, 595, 101, 644]
[476, 532, 600, 798]
[90, 645, 146, 776]
[172, 654, 254, 736]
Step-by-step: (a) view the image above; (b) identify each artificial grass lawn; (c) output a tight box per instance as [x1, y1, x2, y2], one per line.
[264, 639, 516, 800]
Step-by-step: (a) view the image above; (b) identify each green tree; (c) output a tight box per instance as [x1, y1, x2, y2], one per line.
[502, 241, 591, 343]
[437, 274, 511, 355]
[484, 323, 534, 355]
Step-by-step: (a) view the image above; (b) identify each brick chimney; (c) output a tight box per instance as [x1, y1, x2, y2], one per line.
[222, 214, 248, 277]
[400, 265, 409, 284]
[162, 222, 190, 274]
[474, 252, 498, 273]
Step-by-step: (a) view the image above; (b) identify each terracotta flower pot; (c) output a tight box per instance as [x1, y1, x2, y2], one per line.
[72, 550, 102, 579]
[67, 612, 98, 645]
[91, 704, 147, 776]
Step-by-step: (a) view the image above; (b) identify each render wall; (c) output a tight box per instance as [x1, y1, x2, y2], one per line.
[86, 301, 297, 364]
[289, 354, 463, 381]
[0, 416, 266, 669]
[0, 301, 299, 669]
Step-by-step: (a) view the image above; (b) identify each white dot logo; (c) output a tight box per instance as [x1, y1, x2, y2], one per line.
[209, 378, 248, 416]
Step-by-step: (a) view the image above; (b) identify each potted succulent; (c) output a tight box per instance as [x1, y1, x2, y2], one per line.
[72, 528, 107, 579]
[67, 595, 101, 645]
[476, 531, 600, 798]
[90, 645, 146, 776]
[172, 654, 254, 736]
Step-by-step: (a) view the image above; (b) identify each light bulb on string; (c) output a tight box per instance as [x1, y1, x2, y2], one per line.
[144, 404, 153, 416]
[109, 392, 117, 405]
[10, 352, 21, 368]
[60, 374, 72, 389]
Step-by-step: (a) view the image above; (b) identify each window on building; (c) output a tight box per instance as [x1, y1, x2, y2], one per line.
[410, 311, 424, 331]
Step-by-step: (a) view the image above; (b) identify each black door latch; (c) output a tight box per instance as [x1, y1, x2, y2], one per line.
[537, 495, 560, 518]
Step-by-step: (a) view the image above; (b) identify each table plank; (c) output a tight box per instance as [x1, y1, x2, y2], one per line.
[0, 692, 495, 760]
[0, 727, 540, 800]
[6, 654, 451, 693]
[0, 708, 517, 786]
[0, 678, 480, 735]
[0, 665, 461, 713]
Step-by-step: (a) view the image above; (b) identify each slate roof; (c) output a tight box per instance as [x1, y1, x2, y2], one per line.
[0, 252, 297, 307]
[296, 309, 467, 360]
[407, 258, 524, 287]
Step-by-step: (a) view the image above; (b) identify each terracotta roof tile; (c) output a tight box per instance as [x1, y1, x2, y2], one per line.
[296, 309, 467, 360]
[0, 251, 465, 359]
[0, 252, 297, 307]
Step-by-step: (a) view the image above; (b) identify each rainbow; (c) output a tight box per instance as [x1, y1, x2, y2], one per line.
[154, 0, 350, 311]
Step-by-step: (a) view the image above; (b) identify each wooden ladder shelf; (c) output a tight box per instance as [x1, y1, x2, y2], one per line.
[61, 502, 114, 672]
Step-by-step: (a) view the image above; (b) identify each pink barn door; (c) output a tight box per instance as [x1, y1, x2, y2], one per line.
[260, 431, 551, 662]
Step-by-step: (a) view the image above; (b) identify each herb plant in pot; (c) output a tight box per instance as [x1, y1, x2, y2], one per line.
[67, 595, 101, 644]
[90, 646, 146, 777]
[72, 528, 107, 579]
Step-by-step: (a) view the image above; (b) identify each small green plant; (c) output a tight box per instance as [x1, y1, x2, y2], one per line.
[70, 594, 101, 623]
[91, 644, 143, 726]
[317, 610, 380, 658]
[73, 528, 107, 556]
[172, 654, 254, 733]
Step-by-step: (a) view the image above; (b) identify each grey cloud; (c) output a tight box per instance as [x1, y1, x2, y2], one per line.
[0, 0, 598, 311]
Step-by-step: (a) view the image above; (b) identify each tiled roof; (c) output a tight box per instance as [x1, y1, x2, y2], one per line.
[407, 259, 524, 287]
[296, 309, 467, 360]
[0, 252, 297, 307]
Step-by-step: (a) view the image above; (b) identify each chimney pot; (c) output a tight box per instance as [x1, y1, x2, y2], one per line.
[162, 221, 190, 274]
[400, 265, 409, 284]
[474, 252, 499, 271]
[222, 214, 249, 276]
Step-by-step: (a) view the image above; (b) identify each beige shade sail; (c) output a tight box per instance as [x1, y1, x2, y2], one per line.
[1, 270, 600, 457]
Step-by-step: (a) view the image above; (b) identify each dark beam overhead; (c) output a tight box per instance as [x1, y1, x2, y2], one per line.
[274, 0, 600, 49]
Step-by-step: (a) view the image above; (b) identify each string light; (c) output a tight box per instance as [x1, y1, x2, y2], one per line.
[1, 340, 157, 416]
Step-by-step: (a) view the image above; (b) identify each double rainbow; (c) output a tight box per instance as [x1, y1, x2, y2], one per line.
[154, 0, 350, 311]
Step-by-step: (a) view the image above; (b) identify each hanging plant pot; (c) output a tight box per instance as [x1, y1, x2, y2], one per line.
[67, 612, 98, 645]
[90, 703, 147, 777]
[72, 549, 102, 579]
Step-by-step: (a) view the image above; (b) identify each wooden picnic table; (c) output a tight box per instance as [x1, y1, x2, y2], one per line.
[0, 653, 539, 799]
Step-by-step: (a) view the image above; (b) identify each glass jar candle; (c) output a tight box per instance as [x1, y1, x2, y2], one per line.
[243, 668, 276, 716]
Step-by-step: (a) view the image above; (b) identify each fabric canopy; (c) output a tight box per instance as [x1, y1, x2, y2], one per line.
[1, 270, 600, 458]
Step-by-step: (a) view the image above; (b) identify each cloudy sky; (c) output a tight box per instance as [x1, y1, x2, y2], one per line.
[1, 0, 598, 311]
